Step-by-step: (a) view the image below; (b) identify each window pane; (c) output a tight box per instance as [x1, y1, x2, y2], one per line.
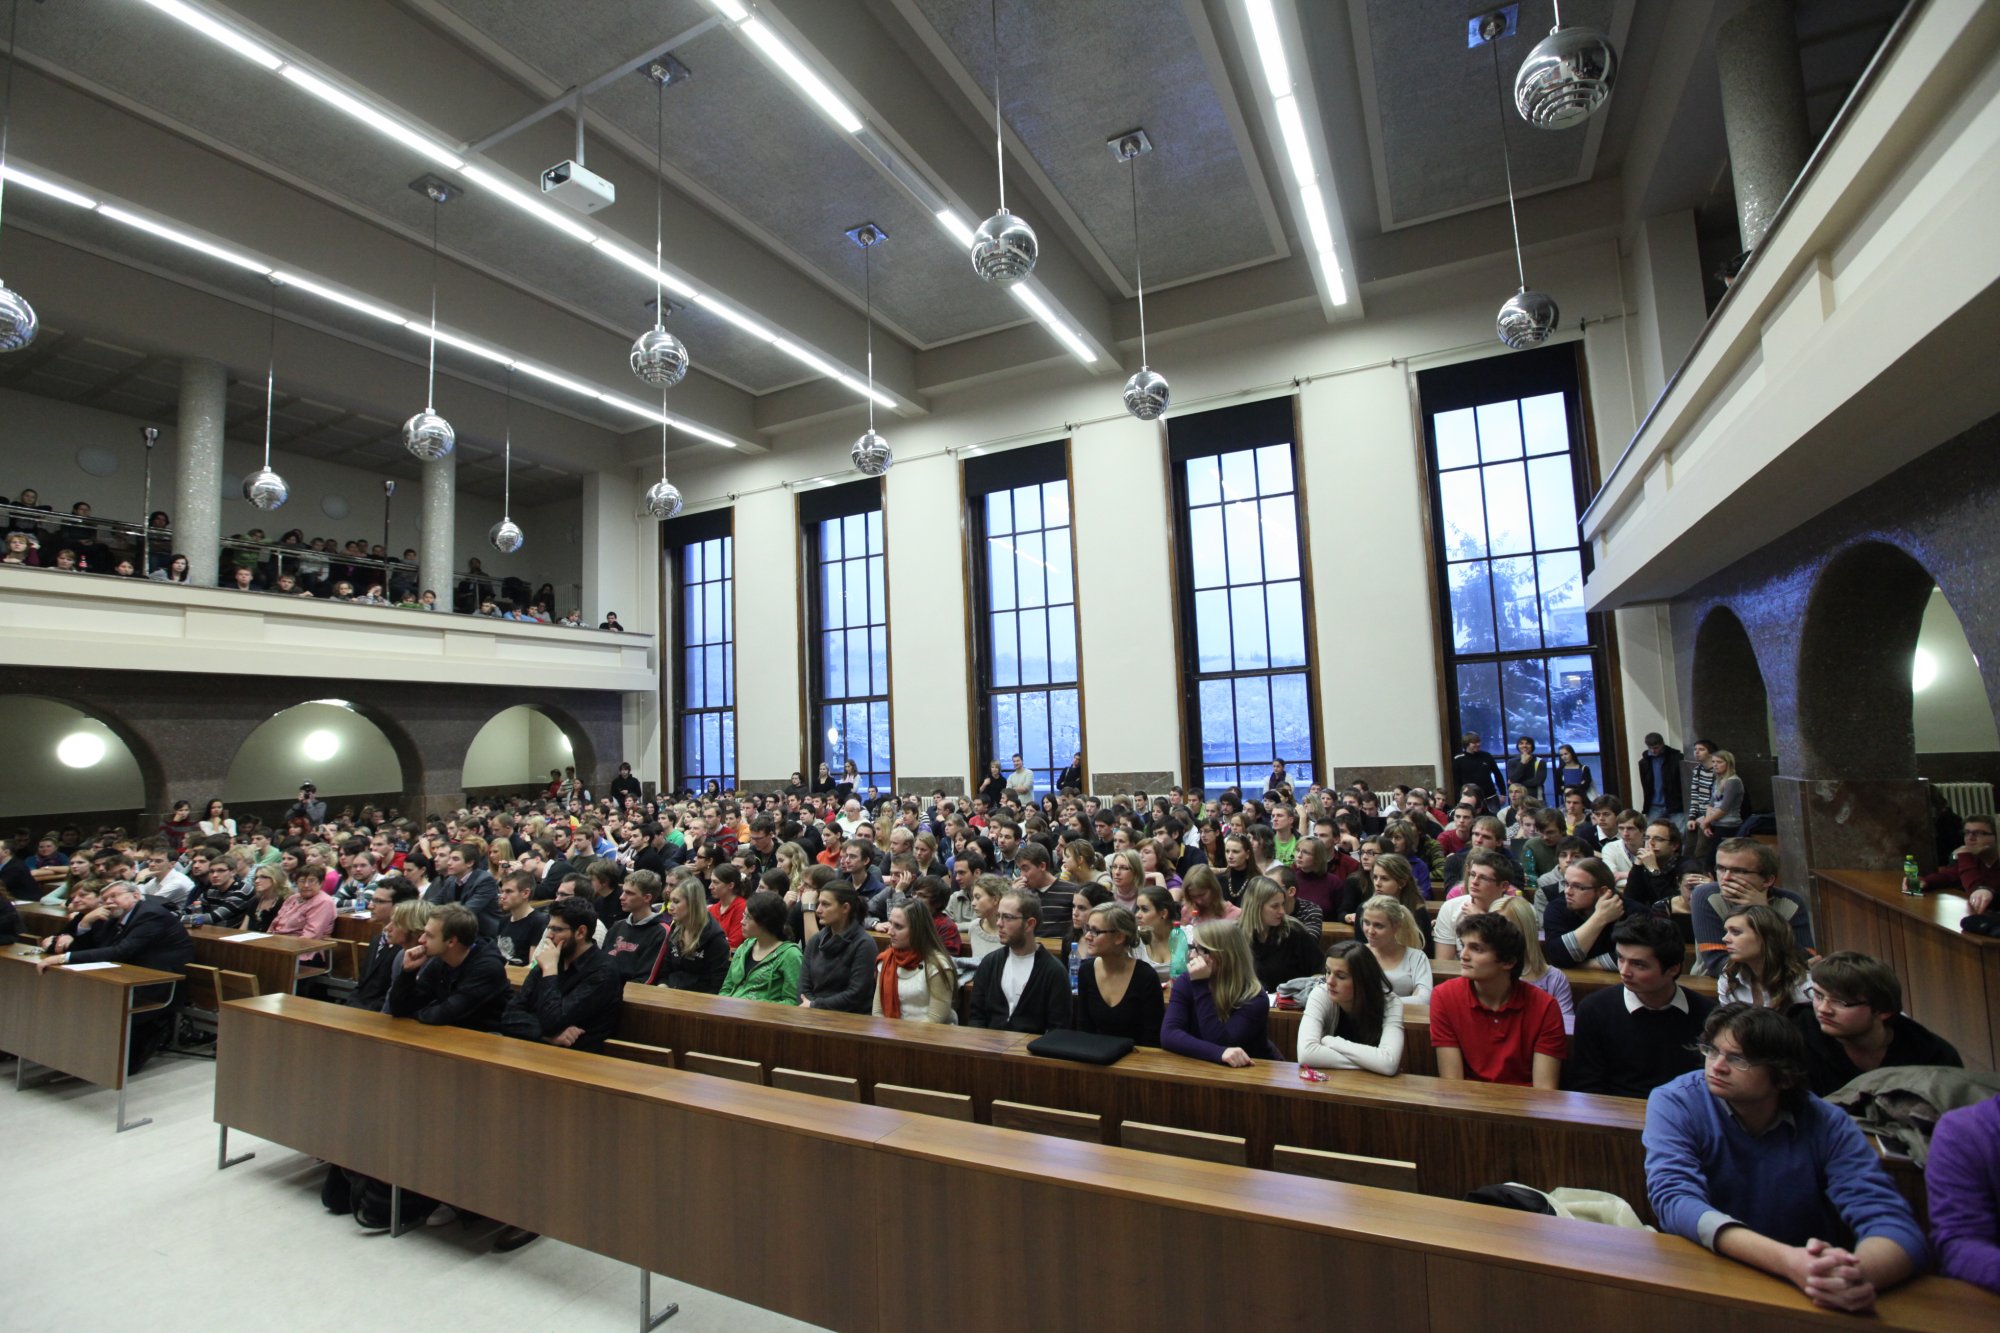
[1272, 673, 1311, 764]
[992, 692, 1019, 765]
[1190, 508, 1226, 590]
[1522, 392, 1569, 456]
[685, 542, 704, 584]
[1455, 661, 1503, 752]
[1260, 497, 1300, 581]
[986, 490, 1012, 537]
[1229, 584, 1269, 670]
[866, 511, 883, 556]
[684, 647, 703, 707]
[1549, 655, 1600, 750]
[1044, 529, 1074, 606]
[1483, 461, 1531, 556]
[723, 646, 735, 705]
[1021, 692, 1051, 770]
[991, 611, 1018, 686]
[1014, 483, 1041, 534]
[1224, 500, 1265, 583]
[1014, 531, 1045, 609]
[1527, 453, 1578, 552]
[1220, 449, 1257, 502]
[988, 537, 1016, 610]
[1501, 658, 1552, 756]
[1448, 561, 1496, 655]
[1051, 690, 1080, 769]
[1256, 443, 1294, 496]
[1266, 582, 1306, 668]
[1048, 610, 1077, 684]
[1477, 400, 1523, 462]
[1234, 677, 1273, 761]
[721, 712, 735, 779]
[1020, 608, 1049, 687]
[842, 513, 864, 559]
[870, 627, 888, 695]
[1198, 680, 1236, 765]
[844, 560, 868, 628]
[824, 630, 846, 697]
[1537, 551, 1587, 648]
[868, 556, 885, 624]
[1438, 470, 1487, 560]
[683, 585, 701, 642]
[704, 583, 722, 639]
[1043, 480, 1069, 528]
[705, 646, 725, 708]
[1195, 590, 1232, 673]
[1186, 456, 1220, 507]
[1435, 408, 1478, 470]
[1493, 554, 1542, 652]
[822, 564, 844, 630]
[821, 518, 841, 563]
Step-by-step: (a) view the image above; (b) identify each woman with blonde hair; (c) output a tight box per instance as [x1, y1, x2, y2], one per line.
[1358, 894, 1434, 1001]
[1161, 920, 1272, 1067]
[871, 899, 958, 1023]
[1718, 903, 1815, 1009]
[1178, 864, 1241, 927]
[647, 875, 729, 991]
[1105, 849, 1144, 911]
[245, 864, 291, 932]
[1062, 839, 1106, 887]
[1340, 851, 1432, 944]
[1242, 877, 1324, 991]
[1694, 749, 1745, 847]
[1496, 894, 1574, 1033]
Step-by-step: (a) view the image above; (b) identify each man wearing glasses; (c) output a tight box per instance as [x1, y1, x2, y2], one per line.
[1644, 1004, 1924, 1311]
[1691, 838, 1813, 976]
[967, 888, 1070, 1033]
[1794, 952, 1961, 1097]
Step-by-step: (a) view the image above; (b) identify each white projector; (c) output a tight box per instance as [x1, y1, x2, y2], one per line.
[540, 160, 616, 213]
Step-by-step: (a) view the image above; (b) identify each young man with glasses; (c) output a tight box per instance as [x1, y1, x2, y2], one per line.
[1692, 838, 1813, 976]
[1644, 1004, 1924, 1311]
[1794, 952, 1961, 1097]
[967, 888, 1069, 1033]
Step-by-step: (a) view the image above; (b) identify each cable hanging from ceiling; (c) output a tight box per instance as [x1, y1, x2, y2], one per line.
[850, 223, 891, 476]
[402, 180, 457, 459]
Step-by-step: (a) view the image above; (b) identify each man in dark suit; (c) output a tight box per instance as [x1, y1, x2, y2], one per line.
[38, 881, 194, 1071]
[1636, 732, 1685, 827]
[426, 841, 500, 937]
[968, 889, 1071, 1033]
[348, 877, 418, 1012]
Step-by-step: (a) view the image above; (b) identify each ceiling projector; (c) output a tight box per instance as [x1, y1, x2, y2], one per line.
[540, 160, 615, 213]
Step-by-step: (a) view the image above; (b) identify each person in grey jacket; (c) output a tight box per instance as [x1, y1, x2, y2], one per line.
[426, 842, 501, 937]
[798, 882, 878, 1013]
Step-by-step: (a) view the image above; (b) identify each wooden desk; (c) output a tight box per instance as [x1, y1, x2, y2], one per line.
[330, 912, 386, 946]
[216, 995, 1998, 1332]
[15, 900, 68, 939]
[188, 926, 333, 996]
[1814, 868, 1998, 1071]
[0, 942, 180, 1131]
[1266, 1000, 1433, 1072]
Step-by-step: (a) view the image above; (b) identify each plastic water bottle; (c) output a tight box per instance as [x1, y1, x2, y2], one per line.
[1068, 940, 1082, 993]
[1902, 855, 1923, 896]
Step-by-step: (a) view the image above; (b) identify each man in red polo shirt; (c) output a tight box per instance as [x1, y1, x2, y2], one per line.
[1431, 910, 1566, 1089]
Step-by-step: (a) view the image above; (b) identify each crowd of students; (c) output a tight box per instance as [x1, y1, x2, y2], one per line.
[4, 745, 1996, 1304]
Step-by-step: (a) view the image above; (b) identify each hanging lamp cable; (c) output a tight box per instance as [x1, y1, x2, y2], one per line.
[1128, 155, 1148, 367]
[1490, 39, 1528, 290]
[261, 280, 278, 471]
[990, 0, 1005, 211]
[425, 194, 441, 408]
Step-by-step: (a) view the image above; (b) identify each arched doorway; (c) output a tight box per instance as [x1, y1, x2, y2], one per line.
[0, 695, 157, 828]
[224, 700, 409, 822]
[462, 705, 592, 800]
[1797, 542, 1940, 779]
[1691, 607, 1776, 815]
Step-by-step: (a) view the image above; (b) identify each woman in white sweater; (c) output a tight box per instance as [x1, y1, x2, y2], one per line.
[1359, 894, 1433, 1001]
[1297, 941, 1404, 1076]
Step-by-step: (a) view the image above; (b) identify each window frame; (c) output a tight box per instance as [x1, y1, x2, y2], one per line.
[799, 478, 893, 797]
[663, 509, 736, 794]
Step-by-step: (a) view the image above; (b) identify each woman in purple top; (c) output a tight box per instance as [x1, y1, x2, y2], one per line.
[1927, 1095, 2000, 1294]
[1161, 919, 1273, 1068]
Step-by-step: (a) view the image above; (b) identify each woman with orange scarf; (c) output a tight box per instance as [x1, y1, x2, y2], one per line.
[871, 900, 959, 1023]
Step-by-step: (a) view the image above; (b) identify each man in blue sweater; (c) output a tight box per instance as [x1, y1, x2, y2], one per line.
[1644, 1004, 1926, 1312]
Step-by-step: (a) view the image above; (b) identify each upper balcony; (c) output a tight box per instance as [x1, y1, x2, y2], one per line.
[1581, 0, 2000, 608]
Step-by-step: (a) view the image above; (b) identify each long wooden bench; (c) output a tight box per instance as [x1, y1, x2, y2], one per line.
[213, 994, 1999, 1333]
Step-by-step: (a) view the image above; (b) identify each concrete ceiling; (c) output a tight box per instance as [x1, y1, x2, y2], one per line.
[0, 0, 1907, 485]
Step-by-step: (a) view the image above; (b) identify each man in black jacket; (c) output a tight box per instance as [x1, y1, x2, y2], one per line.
[1451, 733, 1507, 811]
[38, 882, 194, 1070]
[347, 878, 418, 1012]
[968, 889, 1070, 1033]
[427, 842, 500, 937]
[1636, 732, 1685, 826]
[513, 896, 623, 1051]
[609, 761, 643, 807]
[387, 903, 510, 1031]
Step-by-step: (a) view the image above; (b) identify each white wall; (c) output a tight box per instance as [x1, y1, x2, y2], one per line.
[222, 702, 402, 802]
[0, 697, 145, 819]
[1915, 588, 2000, 753]
[462, 705, 575, 788]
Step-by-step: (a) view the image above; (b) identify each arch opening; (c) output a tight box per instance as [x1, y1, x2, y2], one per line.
[0, 696, 153, 829]
[463, 705, 592, 800]
[1691, 607, 1777, 814]
[223, 701, 408, 821]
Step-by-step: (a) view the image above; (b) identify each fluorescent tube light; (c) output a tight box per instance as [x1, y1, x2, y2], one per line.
[1273, 94, 1316, 187]
[771, 338, 843, 381]
[136, 0, 284, 71]
[1010, 286, 1099, 365]
[707, 0, 750, 21]
[417, 324, 513, 364]
[834, 373, 898, 410]
[590, 238, 700, 299]
[98, 205, 271, 273]
[933, 209, 976, 247]
[740, 19, 863, 134]
[279, 67, 464, 170]
[1, 166, 97, 210]
[692, 295, 779, 343]
[459, 164, 595, 242]
[1297, 186, 1347, 304]
[270, 271, 404, 324]
[510, 360, 605, 400]
[1244, 0, 1291, 97]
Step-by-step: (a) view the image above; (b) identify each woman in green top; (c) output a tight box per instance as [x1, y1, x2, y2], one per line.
[720, 889, 802, 1004]
[1133, 884, 1188, 979]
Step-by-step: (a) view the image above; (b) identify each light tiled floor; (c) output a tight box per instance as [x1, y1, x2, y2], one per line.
[2, 1050, 825, 1333]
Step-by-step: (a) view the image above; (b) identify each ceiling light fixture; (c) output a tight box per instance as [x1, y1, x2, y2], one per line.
[1243, 0, 1349, 309]
[630, 61, 690, 389]
[402, 177, 457, 459]
[1, 164, 96, 210]
[97, 204, 271, 273]
[969, 0, 1036, 286]
[243, 278, 289, 510]
[0, 0, 34, 351]
[136, 0, 282, 71]
[271, 270, 403, 324]
[279, 66, 463, 169]
[56, 731, 106, 769]
[1009, 286, 1096, 364]
[489, 365, 524, 553]
[847, 222, 891, 477]
[1481, 15, 1558, 349]
[739, 18, 863, 134]
[640, 385, 685, 520]
[1111, 131, 1167, 420]
[1515, 0, 1617, 130]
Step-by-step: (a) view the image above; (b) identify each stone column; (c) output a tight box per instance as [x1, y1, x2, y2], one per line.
[1716, 0, 1814, 253]
[173, 357, 228, 586]
[420, 450, 456, 608]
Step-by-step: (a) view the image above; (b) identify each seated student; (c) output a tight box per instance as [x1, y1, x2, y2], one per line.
[647, 876, 730, 992]
[1717, 903, 1815, 1010]
[1178, 864, 1241, 928]
[871, 900, 958, 1024]
[1927, 1093, 2000, 1294]
[1794, 952, 1962, 1097]
[1241, 877, 1324, 992]
[1625, 819, 1684, 908]
[1430, 910, 1565, 1089]
[1434, 848, 1515, 961]
[1498, 894, 1575, 1034]
[492, 870, 549, 967]
[1132, 883, 1188, 979]
[386, 903, 511, 1031]
[1541, 856, 1633, 970]
[1644, 1004, 1926, 1311]
[1073, 903, 1165, 1045]
[348, 879, 421, 1013]
[799, 882, 879, 1013]
[1566, 915, 1717, 1099]
[534, 875, 606, 951]
[1516, 809, 1566, 885]
[962, 873, 1006, 961]
[1162, 920, 1272, 1067]
[706, 862, 747, 949]
[513, 895, 623, 1052]
[33, 880, 102, 954]
[270, 863, 338, 955]
[602, 868, 668, 983]
[587, 859, 628, 934]
[36, 881, 194, 1071]
[967, 888, 1070, 1033]
[1298, 940, 1404, 1076]
[1358, 894, 1433, 1001]
[1693, 838, 1814, 976]
[901, 875, 962, 954]
[720, 890, 802, 1004]
[1062, 883, 1114, 967]
[1920, 812, 1999, 911]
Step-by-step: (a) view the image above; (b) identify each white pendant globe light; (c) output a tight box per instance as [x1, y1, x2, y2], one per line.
[848, 224, 892, 477]
[630, 62, 689, 388]
[488, 365, 524, 553]
[403, 181, 456, 460]
[1514, 0, 1618, 130]
[1484, 17, 1558, 350]
[0, 0, 39, 352]
[970, 0, 1036, 286]
[243, 279, 289, 510]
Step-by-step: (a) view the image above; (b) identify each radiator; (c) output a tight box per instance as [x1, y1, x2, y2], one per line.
[1934, 782, 1995, 819]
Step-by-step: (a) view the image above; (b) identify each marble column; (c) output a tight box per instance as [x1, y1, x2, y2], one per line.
[419, 450, 455, 606]
[1717, 0, 1814, 253]
[173, 357, 228, 586]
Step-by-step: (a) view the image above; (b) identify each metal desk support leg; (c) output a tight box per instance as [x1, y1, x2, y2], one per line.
[218, 1124, 256, 1169]
[116, 994, 151, 1133]
[639, 1270, 678, 1330]
[389, 1184, 417, 1238]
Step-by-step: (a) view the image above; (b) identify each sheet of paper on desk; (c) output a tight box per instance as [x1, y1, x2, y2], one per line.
[62, 961, 119, 971]
[220, 932, 273, 942]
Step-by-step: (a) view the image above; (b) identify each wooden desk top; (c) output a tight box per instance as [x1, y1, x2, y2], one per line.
[1815, 868, 1995, 945]
[15, 900, 68, 933]
[0, 942, 180, 987]
[188, 926, 335, 954]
